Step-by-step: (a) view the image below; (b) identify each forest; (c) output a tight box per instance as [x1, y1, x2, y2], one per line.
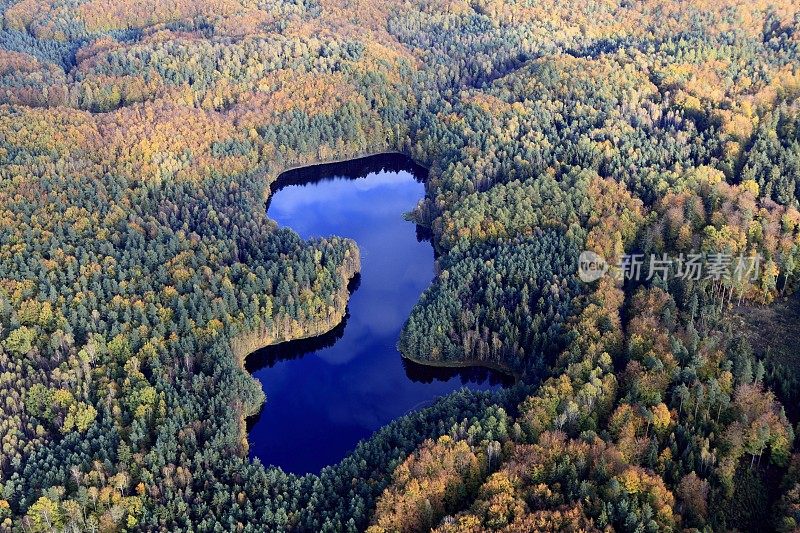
[1, 0, 800, 531]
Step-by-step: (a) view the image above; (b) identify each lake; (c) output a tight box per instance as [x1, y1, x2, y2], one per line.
[246, 154, 511, 475]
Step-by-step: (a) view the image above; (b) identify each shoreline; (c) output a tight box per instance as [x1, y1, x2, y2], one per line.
[230, 257, 360, 369]
[259, 149, 431, 202]
[270, 150, 430, 180]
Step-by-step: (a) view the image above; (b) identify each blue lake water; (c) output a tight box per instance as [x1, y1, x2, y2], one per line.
[245, 154, 510, 475]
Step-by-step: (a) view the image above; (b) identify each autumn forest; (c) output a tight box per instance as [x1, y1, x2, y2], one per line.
[2, 0, 800, 531]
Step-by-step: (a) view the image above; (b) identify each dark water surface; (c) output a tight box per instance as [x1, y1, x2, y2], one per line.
[246, 154, 511, 475]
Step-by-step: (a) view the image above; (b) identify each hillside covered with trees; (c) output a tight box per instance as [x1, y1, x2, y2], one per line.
[1, 0, 800, 530]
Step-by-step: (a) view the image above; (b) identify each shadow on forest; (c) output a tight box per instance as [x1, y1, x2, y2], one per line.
[401, 357, 515, 387]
